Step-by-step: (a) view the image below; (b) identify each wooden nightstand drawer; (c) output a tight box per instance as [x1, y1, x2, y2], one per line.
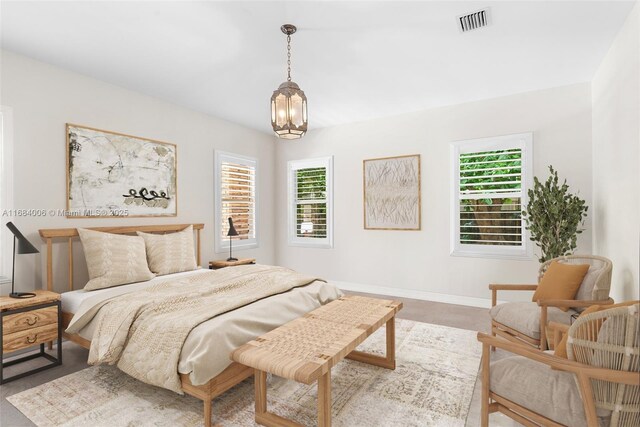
[2, 306, 58, 335]
[2, 323, 59, 354]
[1, 292, 62, 383]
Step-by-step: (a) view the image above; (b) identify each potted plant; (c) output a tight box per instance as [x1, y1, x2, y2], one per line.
[522, 166, 588, 263]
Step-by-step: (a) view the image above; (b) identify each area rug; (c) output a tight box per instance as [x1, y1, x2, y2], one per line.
[7, 319, 482, 427]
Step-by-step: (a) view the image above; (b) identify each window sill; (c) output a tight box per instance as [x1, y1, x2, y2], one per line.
[287, 241, 333, 249]
[216, 242, 258, 254]
[450, 249, 534, 261]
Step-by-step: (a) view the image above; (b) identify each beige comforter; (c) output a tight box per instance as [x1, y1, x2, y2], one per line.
[67, 265, 324, 393]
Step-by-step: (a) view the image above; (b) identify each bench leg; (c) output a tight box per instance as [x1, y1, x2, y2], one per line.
[256, 370, 267, 416]
[386, 316, 395, 363]
[254, 370, 304, 427]
[346, 316, 396, 369]
[318, 371, 331, 427]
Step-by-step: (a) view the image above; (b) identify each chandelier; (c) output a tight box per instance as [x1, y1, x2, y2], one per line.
[271, 24, 308, 140]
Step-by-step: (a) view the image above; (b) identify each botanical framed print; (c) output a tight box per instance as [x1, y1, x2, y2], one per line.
[363, 154, 421, 230]
[66, 124, 177, 217]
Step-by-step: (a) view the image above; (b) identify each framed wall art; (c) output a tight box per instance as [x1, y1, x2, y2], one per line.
[66, 124, 177, 217]
[363, 154, 421, 230]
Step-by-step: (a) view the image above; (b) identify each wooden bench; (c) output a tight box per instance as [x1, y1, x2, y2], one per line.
[231, 295, 403, 427]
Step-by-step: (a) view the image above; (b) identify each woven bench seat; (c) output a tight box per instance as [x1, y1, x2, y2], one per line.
[231, 295, 403, 427]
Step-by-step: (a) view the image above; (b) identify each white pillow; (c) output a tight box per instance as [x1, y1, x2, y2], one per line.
[137, 225, 197, 275]
[78, 228, 155, 291]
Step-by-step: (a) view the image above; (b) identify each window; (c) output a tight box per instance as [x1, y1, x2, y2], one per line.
[214, 151, 257, 252]
[450, 133, 533, 259]
[0, 107, 14, 283]
[288, 157, 333, 248]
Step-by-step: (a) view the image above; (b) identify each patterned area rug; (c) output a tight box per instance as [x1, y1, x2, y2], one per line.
[7, 319, 481, 427]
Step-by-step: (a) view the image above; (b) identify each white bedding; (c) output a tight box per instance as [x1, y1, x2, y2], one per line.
[64, 267, 343, 386]
[61, 268, 210, 313]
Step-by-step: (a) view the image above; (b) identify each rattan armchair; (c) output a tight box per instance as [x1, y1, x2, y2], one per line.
[478, 304, 640, 426]
[489, 255, 613, 350]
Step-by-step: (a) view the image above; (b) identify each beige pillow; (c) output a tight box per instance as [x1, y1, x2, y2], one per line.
[78, 228, 155, 291]
[137, 225, 197, 275]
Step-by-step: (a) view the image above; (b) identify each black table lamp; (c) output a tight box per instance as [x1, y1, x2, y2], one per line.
[6, 222, 39, 299]
[227, 217, 239, 262]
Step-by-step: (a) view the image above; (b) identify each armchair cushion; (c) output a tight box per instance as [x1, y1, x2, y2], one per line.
[490, 302, 578, 339]
[490, 355, 601, 426]
[532, 261, 590, 311]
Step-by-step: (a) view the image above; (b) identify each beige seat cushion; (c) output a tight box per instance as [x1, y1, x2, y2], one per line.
[137, 225, 197, 275]
[490, 302, 578, 339]
[490, 356, 589, 426]
[78, 228, 155, 291]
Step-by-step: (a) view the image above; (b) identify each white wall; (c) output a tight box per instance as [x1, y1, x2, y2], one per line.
[0, 50, 275, 294]
[592, 2, 640, 302]
[3, 40, 628, 306]
[275, 83, 594, 305]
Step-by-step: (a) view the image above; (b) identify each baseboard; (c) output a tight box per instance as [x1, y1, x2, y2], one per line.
[332, 280, 504, 309]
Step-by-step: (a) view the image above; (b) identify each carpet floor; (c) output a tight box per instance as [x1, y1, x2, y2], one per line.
[7, 319, 482, 427]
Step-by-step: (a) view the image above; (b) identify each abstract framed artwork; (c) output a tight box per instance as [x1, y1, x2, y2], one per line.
[66, 124, 177, 218]
[363, 154, 421, 230]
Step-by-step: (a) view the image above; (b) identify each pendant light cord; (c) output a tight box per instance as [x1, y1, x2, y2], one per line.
[286, 34, 292, 81]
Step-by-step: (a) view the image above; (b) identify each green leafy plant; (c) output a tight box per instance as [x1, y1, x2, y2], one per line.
[522, 166, 588, 263]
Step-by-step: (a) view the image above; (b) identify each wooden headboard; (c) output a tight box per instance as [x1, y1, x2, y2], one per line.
[38, 224, 204, 292]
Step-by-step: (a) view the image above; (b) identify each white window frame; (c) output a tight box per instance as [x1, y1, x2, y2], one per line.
[214, 151, 258, 253]
[450, 132, 533, 260]
[288, 156, 334, 248]
[0, 107, 14, 284]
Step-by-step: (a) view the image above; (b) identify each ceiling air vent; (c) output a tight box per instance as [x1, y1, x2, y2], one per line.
[458, 9, 490, 33]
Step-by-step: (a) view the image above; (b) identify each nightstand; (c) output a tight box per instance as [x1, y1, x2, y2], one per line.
[1, 290, 62, 384]
[209, 258, 256, 269]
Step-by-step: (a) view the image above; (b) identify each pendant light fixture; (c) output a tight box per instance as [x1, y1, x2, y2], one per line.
[271, 24, 308, 140]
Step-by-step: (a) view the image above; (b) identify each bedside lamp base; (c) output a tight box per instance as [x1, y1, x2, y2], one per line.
[226, 257, 238, 262]
[9, 292, 37, 299]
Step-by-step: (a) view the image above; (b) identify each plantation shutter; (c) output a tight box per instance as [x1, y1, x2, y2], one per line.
[288, 157, 333, 248]
[458, 148, 524, 246]
[295, 167, 327, 239]
[219, 157, 256, 241]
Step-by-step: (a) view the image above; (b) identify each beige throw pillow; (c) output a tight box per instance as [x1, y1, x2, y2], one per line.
[137, 225, 197, 275]
[78, 228, 155, 291]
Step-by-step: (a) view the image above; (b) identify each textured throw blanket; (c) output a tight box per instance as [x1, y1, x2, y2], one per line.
[70, 265, 322, 393]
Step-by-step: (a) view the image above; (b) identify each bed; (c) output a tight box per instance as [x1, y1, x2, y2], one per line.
[38, 224, 342, 427]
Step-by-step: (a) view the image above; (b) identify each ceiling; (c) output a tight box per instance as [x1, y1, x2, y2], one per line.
[1, 1, 635, 135]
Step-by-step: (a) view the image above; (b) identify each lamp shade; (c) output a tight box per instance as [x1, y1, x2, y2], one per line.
[271, 24, 308, 140]
[227, 217, 239, 237]
[6, 222, 39, 254]
[271, 81, 308, 140]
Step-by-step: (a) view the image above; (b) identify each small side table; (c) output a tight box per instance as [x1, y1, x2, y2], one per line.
[209, 258, 256, 270]
[1, 290, 62, 384]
